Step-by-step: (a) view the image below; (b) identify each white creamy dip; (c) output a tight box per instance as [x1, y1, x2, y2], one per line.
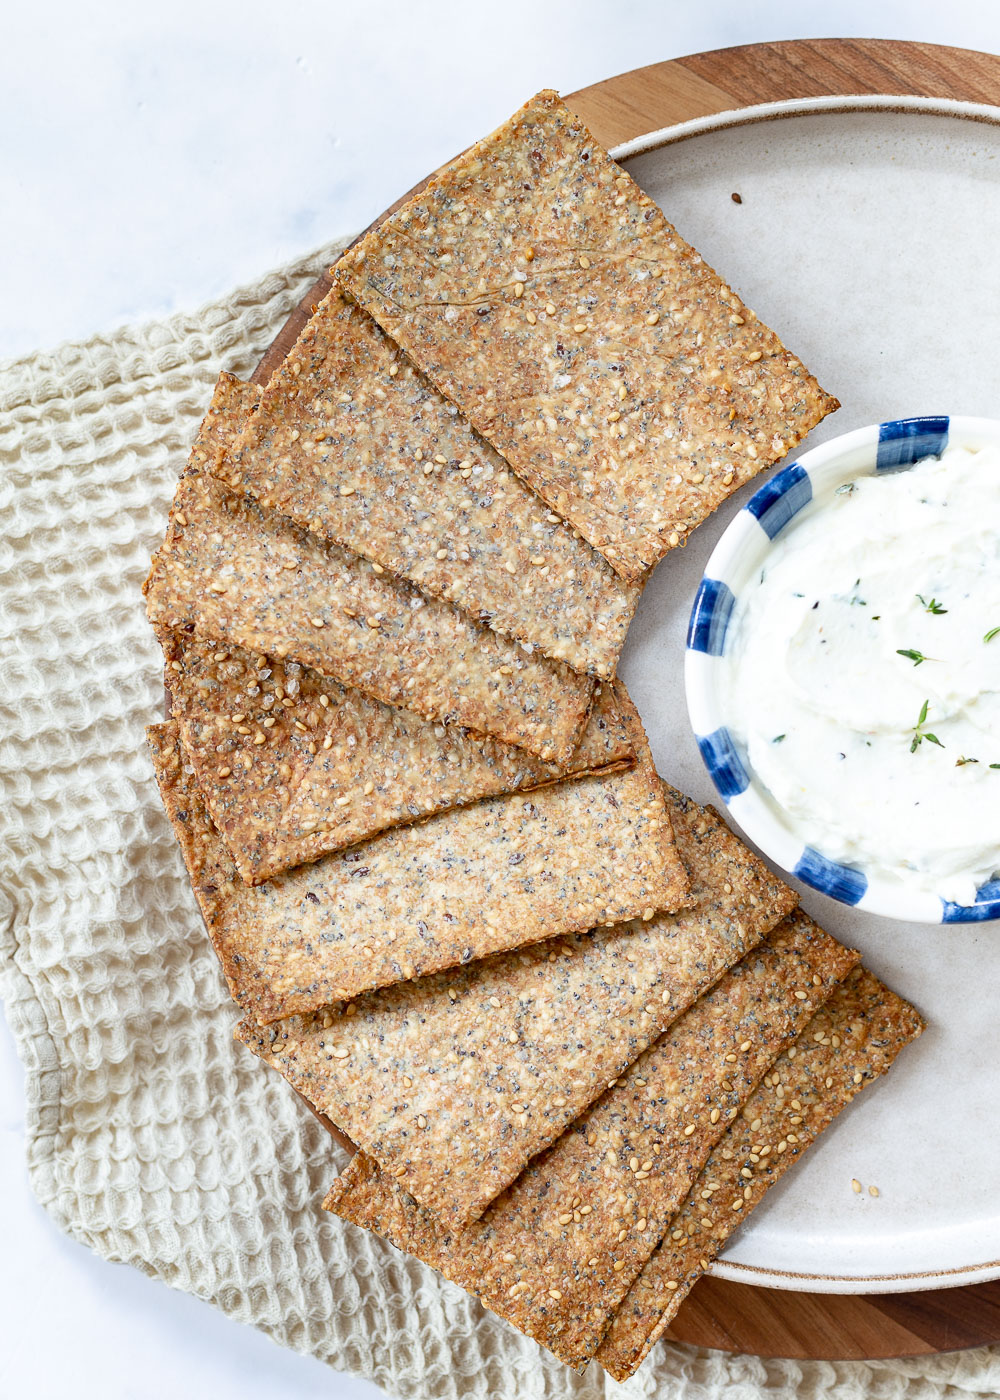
[721, 442, 1000, 905]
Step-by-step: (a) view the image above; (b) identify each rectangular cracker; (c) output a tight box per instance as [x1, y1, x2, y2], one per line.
[144, 373, 594, 765]
[335, 90, 839, 581]
[321, 911, 859, 1368]
[165, 629, 634, 884]
[597, 967, 924, 1381]
[222, 298, 639, 678]
[146, 687, 689, 1022]
[237, 788, 798, 1226]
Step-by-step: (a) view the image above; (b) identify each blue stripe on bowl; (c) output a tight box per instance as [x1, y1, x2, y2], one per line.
[696, 727, 750, 801]
[687, 577, 736, 656]
[745, 463, 813, 540]
[941, 878, 1000, 924]
[793, 847, 868, 905]
[876, 416, 949, 470]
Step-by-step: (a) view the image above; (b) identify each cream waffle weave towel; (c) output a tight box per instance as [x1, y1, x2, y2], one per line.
[2, 244, 1000, 1400]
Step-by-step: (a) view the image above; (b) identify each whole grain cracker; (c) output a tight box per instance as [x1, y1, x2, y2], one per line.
[321, 911, 859, 1368]
[597, 966, 924, 1380]
[223, 294, 639, 677]
[146, 688, 688, 1023]
[336, 90, 839, 581]
[179, 372, 261, 478]
[144, 373, 594, 764]
[165, 629, 633, 884]
[238, 787, 797, 1226]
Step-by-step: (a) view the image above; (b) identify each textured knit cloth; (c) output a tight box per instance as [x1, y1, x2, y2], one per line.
[2, 241, 1000, 1400]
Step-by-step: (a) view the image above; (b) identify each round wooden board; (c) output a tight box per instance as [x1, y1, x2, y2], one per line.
[254, 38, 1000, 1363]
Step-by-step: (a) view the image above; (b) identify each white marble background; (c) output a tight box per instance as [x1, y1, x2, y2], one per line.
[2, 2, 999, 1397]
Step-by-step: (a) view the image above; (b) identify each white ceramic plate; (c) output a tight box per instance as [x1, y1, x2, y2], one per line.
[614, 94, 1000, 1294]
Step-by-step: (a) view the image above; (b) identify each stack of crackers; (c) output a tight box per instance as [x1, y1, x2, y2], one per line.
[143, 92, 922, 1378]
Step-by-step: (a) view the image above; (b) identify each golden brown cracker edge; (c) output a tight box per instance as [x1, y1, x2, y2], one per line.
[236, 786, 797, 1229]
[222, 288, 640, 678]
[320, 912, 860, 1369]
[596, 966, 924, 1380]
[144, 373, 595, 764]
[167, 628, 634, 884]
[146, 687, 689, 1023]
[335, 90, 839, 581]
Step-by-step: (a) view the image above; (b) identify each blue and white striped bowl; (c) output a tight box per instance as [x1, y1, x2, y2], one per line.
[684, 415, 1000, 925]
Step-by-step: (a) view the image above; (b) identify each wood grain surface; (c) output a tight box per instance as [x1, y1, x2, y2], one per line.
[252, 38, 1000, 1363]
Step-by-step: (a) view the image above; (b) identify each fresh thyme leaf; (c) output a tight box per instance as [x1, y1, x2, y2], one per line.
[917, 594, 947, 614]
[897, 648, 932, 666]
[956, 756, 979, 766]
[910, 699, 944, 752]
[985, 626, 1000, 644]
[772, 734, 786, 743]
[992, 764, 1000, 770]
[835, 482, 856, 495]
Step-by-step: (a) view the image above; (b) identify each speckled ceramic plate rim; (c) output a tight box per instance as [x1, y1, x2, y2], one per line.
[612, 93, 1000, 1294]
[610, 92, 1000, 166]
